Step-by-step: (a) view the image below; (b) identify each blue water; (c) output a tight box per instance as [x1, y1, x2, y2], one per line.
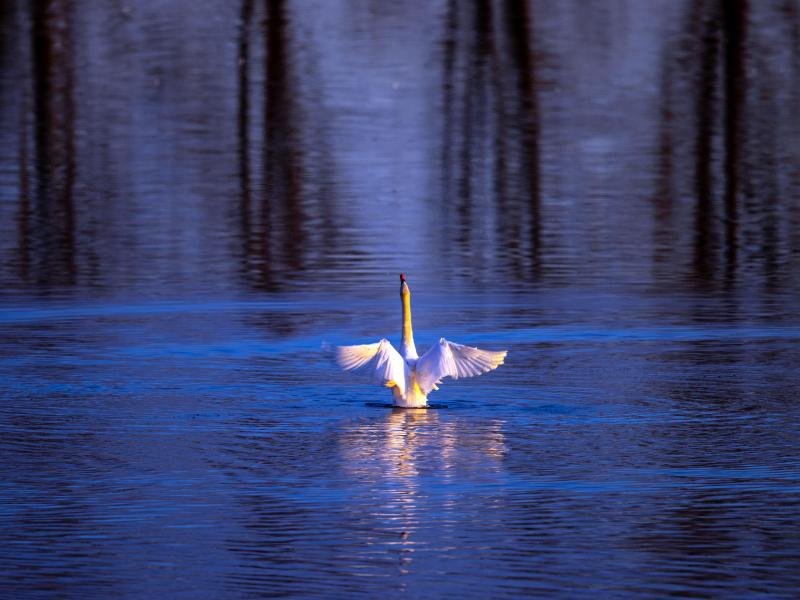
[2, 291, 799, 597]
[2, 1, 800, 598]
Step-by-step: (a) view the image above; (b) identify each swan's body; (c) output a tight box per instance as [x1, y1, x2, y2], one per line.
[336, 275, 507, 408]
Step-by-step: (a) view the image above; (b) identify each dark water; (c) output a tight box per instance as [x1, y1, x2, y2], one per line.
[1, 1, 800, 598]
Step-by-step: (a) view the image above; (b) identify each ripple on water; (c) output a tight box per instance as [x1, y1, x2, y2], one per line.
[1, 294, 799, 597]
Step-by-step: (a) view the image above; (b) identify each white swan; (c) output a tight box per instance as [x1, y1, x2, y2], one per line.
[336, 274, 507, 408]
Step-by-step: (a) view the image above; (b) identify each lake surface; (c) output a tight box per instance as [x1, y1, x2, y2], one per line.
[1, 1, 800, 598]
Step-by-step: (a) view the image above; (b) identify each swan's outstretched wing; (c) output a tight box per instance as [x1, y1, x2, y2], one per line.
[415, 338, 507, 395]
[335, 338, 408, 397]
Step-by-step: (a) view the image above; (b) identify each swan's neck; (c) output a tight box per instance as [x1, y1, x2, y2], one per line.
[401, 290, 418, 359]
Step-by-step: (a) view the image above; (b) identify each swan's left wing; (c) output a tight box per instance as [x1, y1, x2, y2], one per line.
[335, 338, 408, 397]
[415, 338, 507, 395]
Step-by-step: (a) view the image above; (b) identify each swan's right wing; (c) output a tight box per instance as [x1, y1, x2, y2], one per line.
[335, 339, 407, 397]
[415, 338, 507, 395]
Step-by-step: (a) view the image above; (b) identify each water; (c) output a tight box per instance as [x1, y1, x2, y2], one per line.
[1, 1, 800, 598]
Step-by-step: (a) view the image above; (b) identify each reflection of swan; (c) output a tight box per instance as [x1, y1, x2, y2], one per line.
[336, 274, 507, 407]
[339, 409, 446, 478]
[339, 410, 506, 482]
[338, 411, 507, 575]
[384, 409, 445, 478]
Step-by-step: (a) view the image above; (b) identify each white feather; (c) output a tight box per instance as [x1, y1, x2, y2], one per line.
[334, 276, 507, 407]
[415, 338, 507, 395]
[335, 338, 408, 398]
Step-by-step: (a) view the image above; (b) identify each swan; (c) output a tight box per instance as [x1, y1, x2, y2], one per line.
[335, 274, 507, 408]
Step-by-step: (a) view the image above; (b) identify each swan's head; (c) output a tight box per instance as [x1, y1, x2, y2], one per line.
[400, 273, 410, 296]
